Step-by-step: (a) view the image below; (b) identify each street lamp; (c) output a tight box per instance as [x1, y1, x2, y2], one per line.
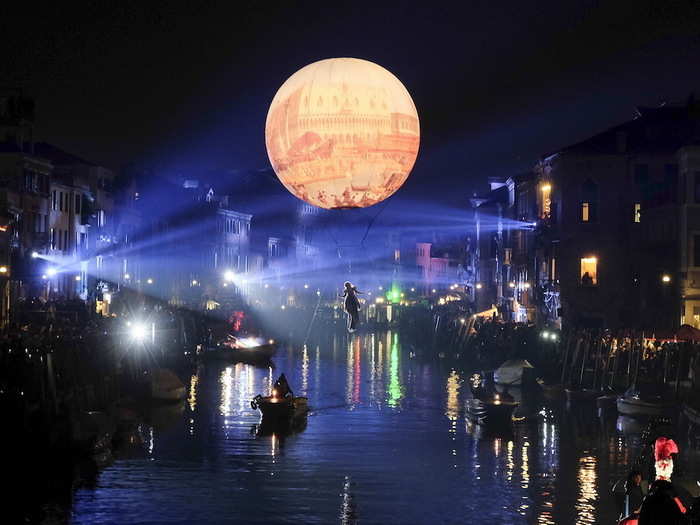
[146, 278, 153, 284]
[31, 251, 39, 259]
[662, 274, 671, 284]
[75, 275, 81, 281]
[191, 279, 198, 286]
[475, 283, 483, 290]
[0, 266, 7, 274]
[224, 270, 235, 282]
[47, 268, 57, 277]
[124, 273, 131, 280]
[508, 282, 515, 288]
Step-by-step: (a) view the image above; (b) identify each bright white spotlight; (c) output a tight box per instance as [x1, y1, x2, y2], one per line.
[146, 278, 153, 284]
[41, 274, 47, 280]
[224, 270, 235, 282]
[47, 268, 57, 277]
[124, 273, 131, 280]
[31, 251, 39, 259]
[130, 323, 147, 342]
[303, 283, 309, 289]
[74, 275, 81, 281]
[541, 331, 550, 339]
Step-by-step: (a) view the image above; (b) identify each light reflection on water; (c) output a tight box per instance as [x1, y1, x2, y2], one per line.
[69, 329, 683, 524]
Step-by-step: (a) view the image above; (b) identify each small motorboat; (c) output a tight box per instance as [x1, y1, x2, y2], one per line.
[616, 389, 675, 418]
[202, 335, 277, 363]
[251, 393, 309, 423]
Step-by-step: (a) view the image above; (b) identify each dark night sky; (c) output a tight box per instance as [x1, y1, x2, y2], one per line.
[2, 1, 700, 204]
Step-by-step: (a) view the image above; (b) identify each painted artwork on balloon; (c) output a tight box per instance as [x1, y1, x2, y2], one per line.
[265, 58, 420, 209]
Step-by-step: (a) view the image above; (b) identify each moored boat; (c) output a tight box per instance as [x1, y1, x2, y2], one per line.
[203, 335, 277, 363]
[617, 392, 675, 417]
[494, 359, 535, 387]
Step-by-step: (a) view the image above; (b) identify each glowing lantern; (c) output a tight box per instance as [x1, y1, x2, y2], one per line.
[265, 58, 420, 209]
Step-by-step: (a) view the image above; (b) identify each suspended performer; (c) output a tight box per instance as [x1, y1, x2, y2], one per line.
[340, 281, 363, 333]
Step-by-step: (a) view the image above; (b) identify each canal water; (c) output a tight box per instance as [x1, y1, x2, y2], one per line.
[67, 330, 700, 524]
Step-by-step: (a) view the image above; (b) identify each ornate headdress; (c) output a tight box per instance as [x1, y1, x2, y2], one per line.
[654, 437, 679, 480]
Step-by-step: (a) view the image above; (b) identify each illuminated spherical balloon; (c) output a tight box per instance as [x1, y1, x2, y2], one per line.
[265, 58, 419, 209]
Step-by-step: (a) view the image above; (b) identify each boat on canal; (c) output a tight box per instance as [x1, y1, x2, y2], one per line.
[465, 394, 519, 425]
[202, 334, 277, 363]
[616, 388, 675, 417]
[251, 393, 309, 423]
[468, 372, 520, 425]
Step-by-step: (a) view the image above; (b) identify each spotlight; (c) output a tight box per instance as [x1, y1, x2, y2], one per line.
[316, 290, 321, 296]
[508, 282, 515, 288]
[280, 305, 286, 310]
[0, 266, 7, 274]
[378, 286, 383, 291]
[41, 274, 47, 280]
[31, 251, 39, 259]
[74, 275, 81, 281]
[191, 280, 198, 286]
[541, 331, 550, 339]
[224, 270, 235, 282]
[410, 288, 415, 292]
[130, 323, 148, 342]
[47, 268, 57, 277]
[431, 289, 436, 293]
[475, 283, 482, 290]
[661, 274, 671, 284]
[146, 278, 153, 284]
[264, 283, 269, 288]
[523, 282, 531, 289]
[304, 283, 309, 289]
[550, 333, 558, 341]
[124, 273, 131, 280]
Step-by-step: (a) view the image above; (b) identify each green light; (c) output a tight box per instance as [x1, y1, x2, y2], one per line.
[386, 284, 402, 303]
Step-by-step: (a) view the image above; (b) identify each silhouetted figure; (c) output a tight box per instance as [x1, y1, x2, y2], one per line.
[340, 281, 363, 333]
[621, 470, 645, 520]
[274, 373, 293, 398]
[581, 272, 593, 286]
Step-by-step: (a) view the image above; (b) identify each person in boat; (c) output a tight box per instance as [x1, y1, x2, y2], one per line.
[620, 470, 645, 521]
[340, 281, 363, 333]
[636, 437, 687, 525]
[273, 373, 293, 399]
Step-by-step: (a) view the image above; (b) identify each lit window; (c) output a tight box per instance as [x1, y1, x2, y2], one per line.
[394, 249, 400, 262]
[580, 257, 597, 285]
[539, 183, 551, 219]
[634, 203, 641, 223]
[581, 202, 589, 222]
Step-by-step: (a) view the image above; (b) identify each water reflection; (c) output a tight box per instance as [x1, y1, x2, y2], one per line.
[387, 332, 402, 407]
[67, 329, 696, 525]
[576, 455, 598, 524]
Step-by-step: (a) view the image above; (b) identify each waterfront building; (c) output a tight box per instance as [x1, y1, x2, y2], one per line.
[534, 98, 700, 330]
